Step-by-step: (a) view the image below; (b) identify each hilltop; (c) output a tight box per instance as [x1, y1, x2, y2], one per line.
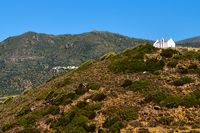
[0, 31, 153, 96]
[0, 44, 199, 133]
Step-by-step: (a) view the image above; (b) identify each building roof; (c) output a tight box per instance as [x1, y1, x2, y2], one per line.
[156, 41, 168, 44]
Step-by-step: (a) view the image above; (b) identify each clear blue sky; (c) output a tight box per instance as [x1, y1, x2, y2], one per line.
[1, 0, 200, 42]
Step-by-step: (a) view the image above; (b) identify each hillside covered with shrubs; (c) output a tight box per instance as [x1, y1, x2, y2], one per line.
[0, 44, 200, 133]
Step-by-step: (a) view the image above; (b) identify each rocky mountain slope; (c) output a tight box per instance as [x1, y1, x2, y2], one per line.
[0, 31, 153, 96]
[0, 44, 200, 133]
[176, 36, 200, 48]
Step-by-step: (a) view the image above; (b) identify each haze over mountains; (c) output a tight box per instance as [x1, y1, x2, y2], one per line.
[0, 31, 153, 96]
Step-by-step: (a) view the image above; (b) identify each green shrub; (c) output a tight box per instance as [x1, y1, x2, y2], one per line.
[108, 58, 164, 74]
[53, 78, 71, 89]
[123, 43, 156, 59]
[86, 83, 100, 90]
[1, 122, 14, 132]
[160, 117, 172, 125]
[185, 51, 200, 60]
[16, 105, 31, 117]
[173, 77, 195, 86]
[45, 89, 59, 100]
[75, 83, 89, 95]
[90, 93, 106, 101]
[77, 101, 88, 108]
[144, 91, 167, 104]
[22, 88, 31, 95]
[52, 92, 77, 105]
[182, 94, 199, 108]
[109, 122, 126, 132]
[46, 105, 60, 115]
[103, 116, 119, 128]
[108, 59, 147, 73]
[64, 125, 86, 133]
[4, 96, 13, 104]
[189, 130, 199, 133]
[161, 95, 182, 108]
[192, 89, 200, 99]
[18, 128, 41, 133]
[145, 59, 165, 72]
[45, 118, 54, 125]
[121, 79, 133, 87]
[117, 108, 138, 121]
[167, 61, 178, 67]
[174, 55, 185, 60]
[77, 59, 94, 70]
[84, 123, 96, 132]
[189, 63, 198, 69]
[129, 81, 148, 92]
[17, 114, 38, 127]
[86, 103, 101, 111]
[180, 68, 189, 74]
[160, 49, 178, 57]
[36, 89, 58, 100]
[100, 52, 116, 61]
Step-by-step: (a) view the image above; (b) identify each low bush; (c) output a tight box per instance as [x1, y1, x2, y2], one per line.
[86, 103, 101, 111]
[159, 117, 173, 125]
[123, 43, 157, 59]
[182, 93, 199, 108]
[46, 105, 60, 115]
[173, 77, 195, 86]
[103, 116, 126, 132]
[86, 83, 100, 90]
[77, 59, 94, 70]
[129, 81, 148, 92]
[4, 96, 13, 104]
[17, 114, 38, 127]
[90, 93, 106, 101]
[99, 52, 116, 61]
[121, 79, 133, 87]
[117, 108, 138, 121]
[144, 91, 167, 104]
[1, 122, 15, 132]
[77, 101, 88, 108]
[167, 61, 178, 67]
[18, 128, 41, 133]
[52, 91, 77, 105]
[185, 51, 200, 60]
[160, 49, 178, 58]
[22, 88, 31, 95]
[174, 55, 185, 60]
[189, 63, 198, 69]
[84, 123, 96, 132]
[180, 68, 189, 74]
[53, 78, 71, 89]
[161, 95, 182, 108]
[108, 58, 164, 74]
[75, 83, 89, 95]
[16, 105, 31, 117]
[45, 89, 58, 100]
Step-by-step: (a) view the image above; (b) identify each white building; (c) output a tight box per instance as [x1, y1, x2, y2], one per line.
[153, 38, 175, 48]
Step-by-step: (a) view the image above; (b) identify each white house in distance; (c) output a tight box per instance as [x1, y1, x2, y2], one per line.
[153, 38, 176, 48]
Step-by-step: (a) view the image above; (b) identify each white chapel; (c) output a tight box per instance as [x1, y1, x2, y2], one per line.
[153, 38, 175, 48]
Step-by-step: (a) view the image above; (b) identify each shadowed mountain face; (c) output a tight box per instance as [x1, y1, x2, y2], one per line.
[0, 31, 153, 96]
[176, 36, 200, 48]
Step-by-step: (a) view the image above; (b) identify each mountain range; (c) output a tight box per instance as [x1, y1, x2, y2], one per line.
[0, 31, 153, 96]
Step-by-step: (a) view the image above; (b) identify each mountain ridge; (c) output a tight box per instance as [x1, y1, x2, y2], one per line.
[0, 31, 153, 96]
